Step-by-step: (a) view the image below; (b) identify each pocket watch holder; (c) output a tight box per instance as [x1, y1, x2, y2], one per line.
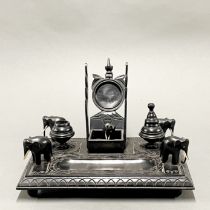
[85, 59, 128, 152]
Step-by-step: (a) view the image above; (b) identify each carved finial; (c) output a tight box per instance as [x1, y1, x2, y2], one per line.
[148, 103, 155, 112]
[105, 58, 113, 79]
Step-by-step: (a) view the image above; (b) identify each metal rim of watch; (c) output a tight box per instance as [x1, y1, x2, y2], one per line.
[92, 79, 125, 112]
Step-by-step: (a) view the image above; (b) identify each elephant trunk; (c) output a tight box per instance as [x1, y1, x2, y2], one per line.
[42, 116, 49, 136]
[43, 116, 48, 129]
[43, 125, 48, 136]
[160, 142, 163, 157]
[170, 119, 176, 135]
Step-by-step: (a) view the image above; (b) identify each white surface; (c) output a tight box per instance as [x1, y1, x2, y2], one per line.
[0, 0, 210, 209]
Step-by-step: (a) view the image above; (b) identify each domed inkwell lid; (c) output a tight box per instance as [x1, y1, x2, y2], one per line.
[139, 103, 165, 149]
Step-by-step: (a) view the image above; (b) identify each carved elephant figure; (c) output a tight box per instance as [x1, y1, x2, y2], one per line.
[42, 116, 65, 136]
[158, 118, 176, 135]
[23, 136, 52, 165]
[160, 136, 189, 165]
[104, 123, 116, 140]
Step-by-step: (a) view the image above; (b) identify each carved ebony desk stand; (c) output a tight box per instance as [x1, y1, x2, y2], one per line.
[16, 59, 194, 197]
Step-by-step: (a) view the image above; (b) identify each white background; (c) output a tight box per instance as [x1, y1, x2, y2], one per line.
[0, 0, 210, 209]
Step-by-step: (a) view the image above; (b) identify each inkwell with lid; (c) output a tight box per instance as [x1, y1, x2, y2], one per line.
[139, 103, 165, 148]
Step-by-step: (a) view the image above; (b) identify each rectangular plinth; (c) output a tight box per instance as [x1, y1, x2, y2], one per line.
[16, 138, 194, 191]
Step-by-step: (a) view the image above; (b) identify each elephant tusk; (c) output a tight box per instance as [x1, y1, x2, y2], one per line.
[181, 153, 188, 163]
[170, 129, 174, 136]
[24, 150, 30, 159]
[43, 126, 48, 136]
[46, 162, 51, 172]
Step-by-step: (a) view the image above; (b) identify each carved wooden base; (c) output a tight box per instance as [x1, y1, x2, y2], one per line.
[16, 138, 194, 197]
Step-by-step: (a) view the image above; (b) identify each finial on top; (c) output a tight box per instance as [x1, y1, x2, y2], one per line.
[105, 58, 113, 79]
[148, 103, 155, 111]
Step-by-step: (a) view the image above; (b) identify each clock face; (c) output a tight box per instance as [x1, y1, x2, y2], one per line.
[93, 80, 124, 111]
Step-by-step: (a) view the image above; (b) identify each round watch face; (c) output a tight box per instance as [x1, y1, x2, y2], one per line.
[93, 80, 124, 111]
